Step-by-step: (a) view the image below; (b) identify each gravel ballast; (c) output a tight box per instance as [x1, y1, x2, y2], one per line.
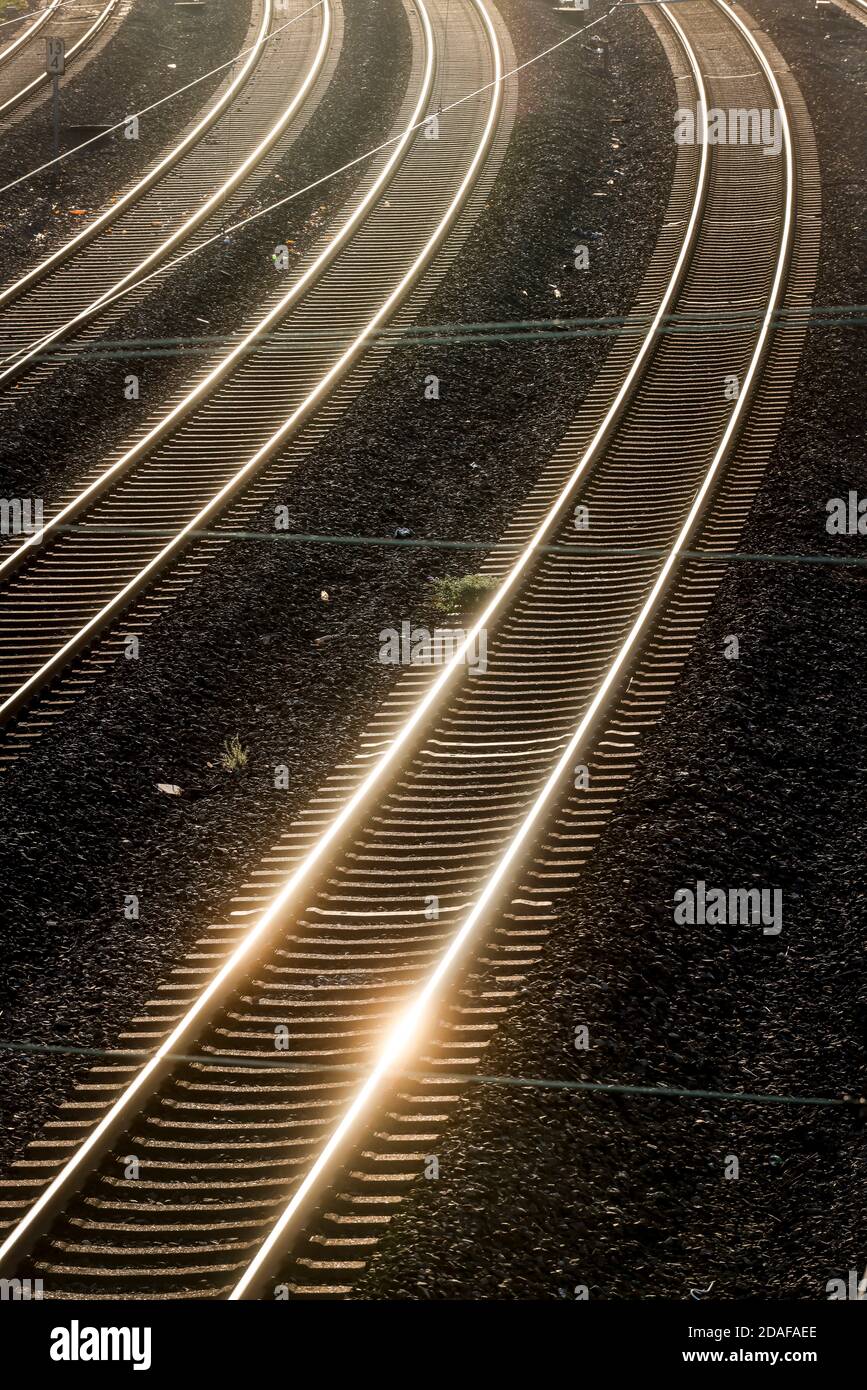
[1, 0, 863, 1305]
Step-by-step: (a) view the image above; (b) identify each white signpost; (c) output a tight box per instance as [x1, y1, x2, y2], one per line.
[45, 36, 65, 167]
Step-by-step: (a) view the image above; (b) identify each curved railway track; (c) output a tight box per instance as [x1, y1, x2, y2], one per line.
[0, 0, 334, 394]
[0, 0, 119, 124]
[0, 0, 513, 748]
[0, 0, 820, 1299]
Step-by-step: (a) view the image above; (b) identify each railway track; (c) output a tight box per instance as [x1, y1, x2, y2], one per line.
[0, 0, 514, 750]
[0, 0, 819, 1299]
[0, 0, 334, 395]
[0, 0, 119, 125]
[832, 0, 867, 27]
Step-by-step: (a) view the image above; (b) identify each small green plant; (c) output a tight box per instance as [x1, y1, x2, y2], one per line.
[220, 734, 249, 772]
[429, 573, 498, 618]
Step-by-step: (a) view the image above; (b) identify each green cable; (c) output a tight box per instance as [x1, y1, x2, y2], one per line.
[0, 1038, 861, 1110]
